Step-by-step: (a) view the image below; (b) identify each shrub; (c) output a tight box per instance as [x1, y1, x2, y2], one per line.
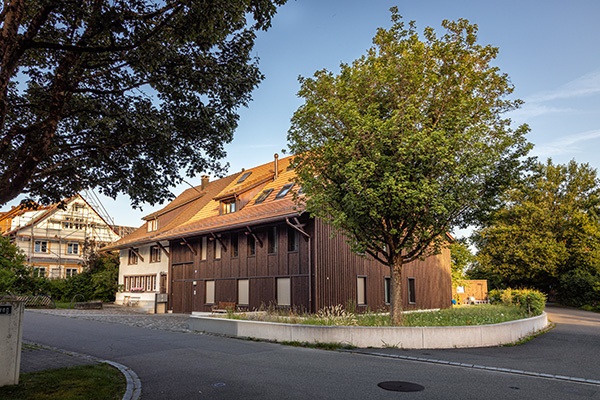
[558, 269, 600, 308]
[488, 288, 546, 316]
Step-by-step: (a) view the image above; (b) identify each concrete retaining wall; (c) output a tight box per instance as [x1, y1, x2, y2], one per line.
[189, 312, 548, 349]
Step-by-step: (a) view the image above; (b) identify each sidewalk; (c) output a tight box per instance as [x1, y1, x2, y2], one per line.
[20, 341, 142, 400]
[28, 303, 191, 332]
[20, 342, 98, 374]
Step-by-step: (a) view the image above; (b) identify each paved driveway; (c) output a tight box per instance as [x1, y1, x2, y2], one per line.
[21, 305, 600, 399]
[357, 305, 600, 381]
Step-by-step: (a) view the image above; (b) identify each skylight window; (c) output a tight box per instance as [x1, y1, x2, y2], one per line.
[255, 189, 273, 204]
[275, 183, 294, 199]
[237, 171, 252, 184]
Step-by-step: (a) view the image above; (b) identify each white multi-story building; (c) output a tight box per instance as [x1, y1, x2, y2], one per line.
[0, 194, 122, 278]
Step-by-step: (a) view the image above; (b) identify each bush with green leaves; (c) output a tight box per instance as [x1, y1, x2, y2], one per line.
[0, 236, 45, 295]
[488, 288, 546, 316]
[558, 269, 600, 308]
[1, 237, 120, 303]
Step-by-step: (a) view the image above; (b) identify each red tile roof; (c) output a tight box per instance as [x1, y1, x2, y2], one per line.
[106, 155, 304, 249]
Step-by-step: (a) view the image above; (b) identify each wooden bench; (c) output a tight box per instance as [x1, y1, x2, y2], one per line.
[211, 301, 236, 313]
[74, 300, 103, 309]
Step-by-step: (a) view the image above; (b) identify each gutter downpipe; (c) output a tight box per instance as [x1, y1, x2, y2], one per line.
[286, 218, 312, 312]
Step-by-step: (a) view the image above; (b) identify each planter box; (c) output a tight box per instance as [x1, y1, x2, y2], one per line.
[189, 312, 548, 349]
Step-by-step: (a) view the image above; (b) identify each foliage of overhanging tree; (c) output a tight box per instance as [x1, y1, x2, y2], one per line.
[0, 0, 286, 207]
[287, 9, 531, 324]
[469, 159, 600, 305]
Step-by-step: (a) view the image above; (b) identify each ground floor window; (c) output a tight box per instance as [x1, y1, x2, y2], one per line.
[408, 277, 416, 304]
[357, 276, 366, 305]
[384, 277, 391, 304]
[33, 267, 47, 277]
[276, 278, 291, 306]
[124, 275, 157, 292]
[206, 280, 215, 304]
[238, 279, 249, 305]
[65, 268, 78, 278]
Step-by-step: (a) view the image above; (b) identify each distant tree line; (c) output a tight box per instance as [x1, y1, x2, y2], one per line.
[463, 159, 600, 308]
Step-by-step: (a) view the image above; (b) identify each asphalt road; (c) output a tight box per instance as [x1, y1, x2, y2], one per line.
[22, 306, 600, 399]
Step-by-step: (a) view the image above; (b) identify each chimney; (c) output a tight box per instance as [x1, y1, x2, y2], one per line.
[274, 153, 279, 180]
[201, 175, 209, 190]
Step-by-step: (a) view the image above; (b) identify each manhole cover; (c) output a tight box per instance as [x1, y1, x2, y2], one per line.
[378, 381, 425, 392]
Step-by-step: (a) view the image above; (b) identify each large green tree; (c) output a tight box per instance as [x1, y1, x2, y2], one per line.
[470, 159, 600, 299]
[0, 0, 285, 207]
[0, 235, 41, 294]
[287, 9, 531, 324]
[450, 238, 474, 288]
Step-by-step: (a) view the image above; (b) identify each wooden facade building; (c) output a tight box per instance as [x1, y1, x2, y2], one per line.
[108, 155, 452, 313]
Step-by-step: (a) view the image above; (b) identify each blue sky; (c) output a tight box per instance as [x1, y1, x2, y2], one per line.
[5, 1, 600, 230]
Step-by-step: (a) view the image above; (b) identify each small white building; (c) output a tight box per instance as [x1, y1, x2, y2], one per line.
[105, 174, 236, 313]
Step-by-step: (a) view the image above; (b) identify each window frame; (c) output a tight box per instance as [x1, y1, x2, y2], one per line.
[357, 276, 367, 306]
[231, 233, 239, 258]
[408, 277, 416, 304]
[255, 188, 273, 204]
[384, 277, 391, 304]
[247, 235, 256, 257]
[238, 279, 249, 305]
[65, 268, 78, 278]
[236, 171, 252, 184]
[128, 249, 139, 265]
[34, 240, 48, 253]
[124, 274, 156, 293]
[221, 199, 236, 214]
[66, 242, 79, 255]
[205, 280, 215, 304]
[150, 245, 161, 263]
[214, 239, 222, 260]
[268, 226, 278, 254]
[201, 237, 207, 261]
[287, 226, 299, 252]
[276, 277, 291, 306]
[275, 183, 295, 199]
[147, 219, 158, 232]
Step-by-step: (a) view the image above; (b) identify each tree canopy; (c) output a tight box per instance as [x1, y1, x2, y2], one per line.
[0, 235, 38, 294]
[287, 9, 531, 324]
[0, 0, 285, 207]
[450, 238, 474, 287]
[469, 159, 600, 303]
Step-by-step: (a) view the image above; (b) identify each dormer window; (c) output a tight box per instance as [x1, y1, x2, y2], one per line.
[255, 189, 273, 204]
[275, 183, 294, 199]
[237, 171, 252, 184]
[147, 219, 158, 232]
[221, 199, 236, 214]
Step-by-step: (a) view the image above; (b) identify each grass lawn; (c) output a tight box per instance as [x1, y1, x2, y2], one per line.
[227, 304, 533, 327]
[0, 364, 126, 400]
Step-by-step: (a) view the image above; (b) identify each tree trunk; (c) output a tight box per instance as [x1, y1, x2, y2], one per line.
[390, 254, 404, 325]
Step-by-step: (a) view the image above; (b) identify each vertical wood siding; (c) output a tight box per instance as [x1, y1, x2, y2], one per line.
[169, 217, 450, 313]
[313, 218, 452, 312]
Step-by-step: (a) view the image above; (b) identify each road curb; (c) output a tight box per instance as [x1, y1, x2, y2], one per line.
[103, 360, 142, 400]
[22, 342, 141, 400]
